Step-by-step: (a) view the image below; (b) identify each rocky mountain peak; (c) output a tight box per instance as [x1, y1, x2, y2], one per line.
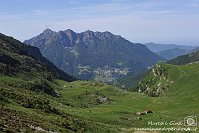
[64, 29, 75, 34]
[81, 30, 95, 37]
[103, 31, 113, 36]
[64, 29, 77, 40]
[42, 28, 54, 35]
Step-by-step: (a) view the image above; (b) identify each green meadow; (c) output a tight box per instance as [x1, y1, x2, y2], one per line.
[1, 63, 199, 133]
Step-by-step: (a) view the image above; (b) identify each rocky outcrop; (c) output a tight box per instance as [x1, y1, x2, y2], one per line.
[136, 63, 170, 97]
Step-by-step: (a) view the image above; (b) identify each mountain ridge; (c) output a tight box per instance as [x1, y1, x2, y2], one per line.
[24, 29, 164, 83]
[156, 47, 193, 60]
[0, 33, 75, 82]
[145, 42, 198, 52]
[168, 49, 199, 65]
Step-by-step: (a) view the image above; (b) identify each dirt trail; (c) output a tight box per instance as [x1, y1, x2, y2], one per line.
[177, 66, 188, 76]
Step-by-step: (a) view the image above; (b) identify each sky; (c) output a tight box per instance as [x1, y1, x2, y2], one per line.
[0, 0, 199, 45]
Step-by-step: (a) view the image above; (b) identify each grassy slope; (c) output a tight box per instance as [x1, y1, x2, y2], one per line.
[1, 61, 199, 132]
[134, 62, 199, 128]
[0, 33, 75, 82]
[57, 62, 199, 132]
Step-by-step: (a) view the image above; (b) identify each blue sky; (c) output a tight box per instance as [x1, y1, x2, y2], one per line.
[0, 0, 199, 45]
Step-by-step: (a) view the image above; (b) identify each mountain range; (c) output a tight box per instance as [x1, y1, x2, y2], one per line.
[156, 47, 193, 60]
[145, 43, 198, 60]
[24, 29, 163, 83]
[168, 49, 199, 65]
[145, 42, 198, 52]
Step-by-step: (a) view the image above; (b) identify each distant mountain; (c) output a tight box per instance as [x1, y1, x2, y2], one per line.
[24, 29, 163, 83]
[168, 49, 199, 65]
[0, 33, 75, 82]
[145, 42, 198, 53]
[156, 47, 193, 60]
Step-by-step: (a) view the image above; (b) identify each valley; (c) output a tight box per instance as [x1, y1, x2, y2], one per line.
[1, 61, 199, 132]
[0, 29, 198, 133]
[1, 0, 199, 132]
